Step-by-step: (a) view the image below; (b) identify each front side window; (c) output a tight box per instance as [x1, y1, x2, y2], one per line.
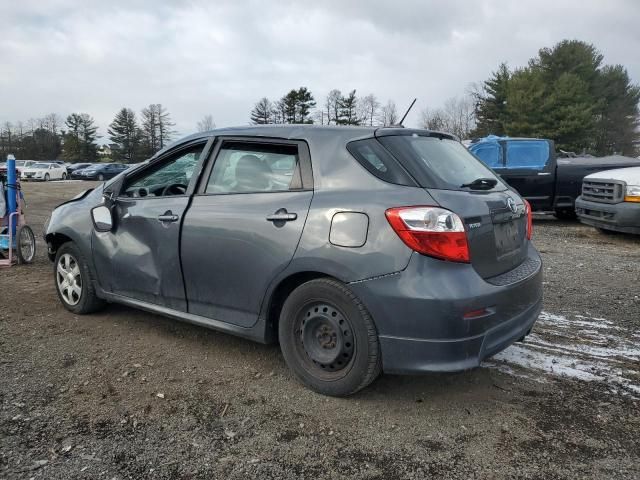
[206, 142, 301, 194]
[123, 145, 204, 197]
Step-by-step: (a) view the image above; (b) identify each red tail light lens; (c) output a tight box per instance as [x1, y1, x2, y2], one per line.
[385, 206, 470, 263]
[524, 199, 533, 240]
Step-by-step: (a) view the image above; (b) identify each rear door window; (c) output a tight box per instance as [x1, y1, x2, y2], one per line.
[205, 142, 303, 194]
[505, 140, 550, 170]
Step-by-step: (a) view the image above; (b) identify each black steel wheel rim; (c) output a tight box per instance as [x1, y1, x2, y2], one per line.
[295, 302, 355, 378]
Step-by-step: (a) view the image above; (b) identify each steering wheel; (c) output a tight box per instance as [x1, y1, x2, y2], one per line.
[162, 183, 188, 196]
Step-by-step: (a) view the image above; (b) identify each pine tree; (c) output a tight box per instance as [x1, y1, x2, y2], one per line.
[472, 63, 510, 137]
[295, 87, 316, 124]
[63, 113, 98, 161]
[336, 90, 360, 125]
[108, 108, 140, 163]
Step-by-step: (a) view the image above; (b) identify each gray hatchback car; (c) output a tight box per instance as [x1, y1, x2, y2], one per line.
[45, 126, 542, 396]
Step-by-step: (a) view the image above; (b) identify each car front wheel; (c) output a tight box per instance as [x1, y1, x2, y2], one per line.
[97, 174, 104, 181]
[44, 173, 50, 181]
[279, 278, 381, 396]
[54, 242, 105, 314]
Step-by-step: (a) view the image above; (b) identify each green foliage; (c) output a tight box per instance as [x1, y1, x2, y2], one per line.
[108, 108, 142, 164]
[474, 40, 640, 155]
[473, 63, 510, 136]
[63, 113, 98, 161]
[250, 87, 315, 125]
[336, 90, 360, 125]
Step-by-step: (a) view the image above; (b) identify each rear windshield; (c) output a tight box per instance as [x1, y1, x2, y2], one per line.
[378, 135, 505, 191]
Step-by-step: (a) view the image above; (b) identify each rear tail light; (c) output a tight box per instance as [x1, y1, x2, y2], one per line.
[524, 199, 533, 240]
[385, 206, 470, 263]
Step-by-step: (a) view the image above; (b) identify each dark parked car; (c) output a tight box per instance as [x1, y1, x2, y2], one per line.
[44, 126, 542, 396]
[74, 163, 128, 181]
[67, 163, 94, 175]
[469, 136, 639, 219]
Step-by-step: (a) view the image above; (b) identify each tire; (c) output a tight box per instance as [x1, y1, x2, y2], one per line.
[54, 242, 106, 314]
[16, 225, 36, 264]
[62, 173, 67, 180]
[554, 208, 576, 220]
[44, 173, 50, 181]
[278, 278, 382, 396]
[98, 174, 104, 181]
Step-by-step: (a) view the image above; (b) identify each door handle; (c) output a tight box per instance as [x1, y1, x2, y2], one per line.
[158, 211, 179, 223]
[266, 209, 297, 222]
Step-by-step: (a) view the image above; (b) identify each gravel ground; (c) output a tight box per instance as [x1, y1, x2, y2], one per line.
[1, 181, 639, 480]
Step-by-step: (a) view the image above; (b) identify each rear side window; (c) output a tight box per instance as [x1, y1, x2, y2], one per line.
[471, 143, 503, 168]
[346, 138, 415, 186]
[505, 140, 549, 170]
[378, 135, 504, 191]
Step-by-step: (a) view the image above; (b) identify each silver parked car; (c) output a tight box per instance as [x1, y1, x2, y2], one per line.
[44, 126, 542, 396]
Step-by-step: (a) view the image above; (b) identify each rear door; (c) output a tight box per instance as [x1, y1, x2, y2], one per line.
[492, 139, 555, 211]
[180, 138, 313, 327]
[91, 141, 210, 310]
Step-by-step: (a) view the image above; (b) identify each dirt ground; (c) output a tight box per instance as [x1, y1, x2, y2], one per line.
[1, 181, 639, 480]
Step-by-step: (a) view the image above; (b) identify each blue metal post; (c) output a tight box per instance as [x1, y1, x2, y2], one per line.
[6, 154, 17, 238]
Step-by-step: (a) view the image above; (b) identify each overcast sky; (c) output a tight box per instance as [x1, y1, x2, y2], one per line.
[1, 0, 639, 143]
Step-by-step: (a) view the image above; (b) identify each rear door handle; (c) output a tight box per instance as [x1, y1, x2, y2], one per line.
[158, 211, 179, 223]
[266, 209, 297, 222]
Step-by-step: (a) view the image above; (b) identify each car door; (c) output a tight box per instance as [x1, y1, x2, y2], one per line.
[91, 140, 211, 310]
[492, 139, 556, 211]
[180, 138, 314, 327]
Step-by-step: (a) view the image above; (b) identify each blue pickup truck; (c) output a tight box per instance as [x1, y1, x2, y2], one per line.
[468, 136, 639, 219]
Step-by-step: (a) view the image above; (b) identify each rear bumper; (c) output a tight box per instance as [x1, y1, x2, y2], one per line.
[575, 196, 640, 234]
[349, 244, 543, 374]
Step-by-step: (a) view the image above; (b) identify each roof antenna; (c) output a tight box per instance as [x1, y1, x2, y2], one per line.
[398, 98, 417, 127]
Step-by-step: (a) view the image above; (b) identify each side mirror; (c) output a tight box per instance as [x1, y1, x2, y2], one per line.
[91, 205, 114, 232]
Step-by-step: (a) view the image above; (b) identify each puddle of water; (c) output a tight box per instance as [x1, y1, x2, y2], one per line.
[485, 311, 640, 396]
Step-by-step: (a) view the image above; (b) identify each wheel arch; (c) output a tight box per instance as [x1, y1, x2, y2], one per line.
[261, 271, 341, 343]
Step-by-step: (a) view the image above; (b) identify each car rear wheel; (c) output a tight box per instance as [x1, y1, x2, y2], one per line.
[54, 242, 106, 314]
[44, 173, 50, 181]
[279, 278, 381, 396]
[62, 173, 67, 180]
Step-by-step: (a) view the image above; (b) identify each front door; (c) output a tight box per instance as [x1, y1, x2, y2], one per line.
[180, 138, 314, 327]
[92, 142, 208, 310]
[493, 139, 556, 210]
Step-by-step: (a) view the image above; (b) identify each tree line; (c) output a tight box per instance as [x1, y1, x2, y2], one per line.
[249, 40, 639, 156]
[250, 88, 400, 127]
[471, 40, 639, 155]
[0, 104, 178, 163]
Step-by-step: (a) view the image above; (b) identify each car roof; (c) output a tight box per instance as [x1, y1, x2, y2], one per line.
[155, 125, 457, 159]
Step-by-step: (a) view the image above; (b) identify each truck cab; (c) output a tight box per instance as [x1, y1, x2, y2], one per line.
[469, 136, 640, 219]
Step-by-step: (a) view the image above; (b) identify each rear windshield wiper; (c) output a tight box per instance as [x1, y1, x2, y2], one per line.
[460, 177, 498, 190]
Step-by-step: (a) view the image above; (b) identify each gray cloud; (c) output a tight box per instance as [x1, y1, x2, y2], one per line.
[1, 0, 638, 141]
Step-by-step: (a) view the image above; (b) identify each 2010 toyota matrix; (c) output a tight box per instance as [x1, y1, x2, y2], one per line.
[44, 125, 543, 396]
